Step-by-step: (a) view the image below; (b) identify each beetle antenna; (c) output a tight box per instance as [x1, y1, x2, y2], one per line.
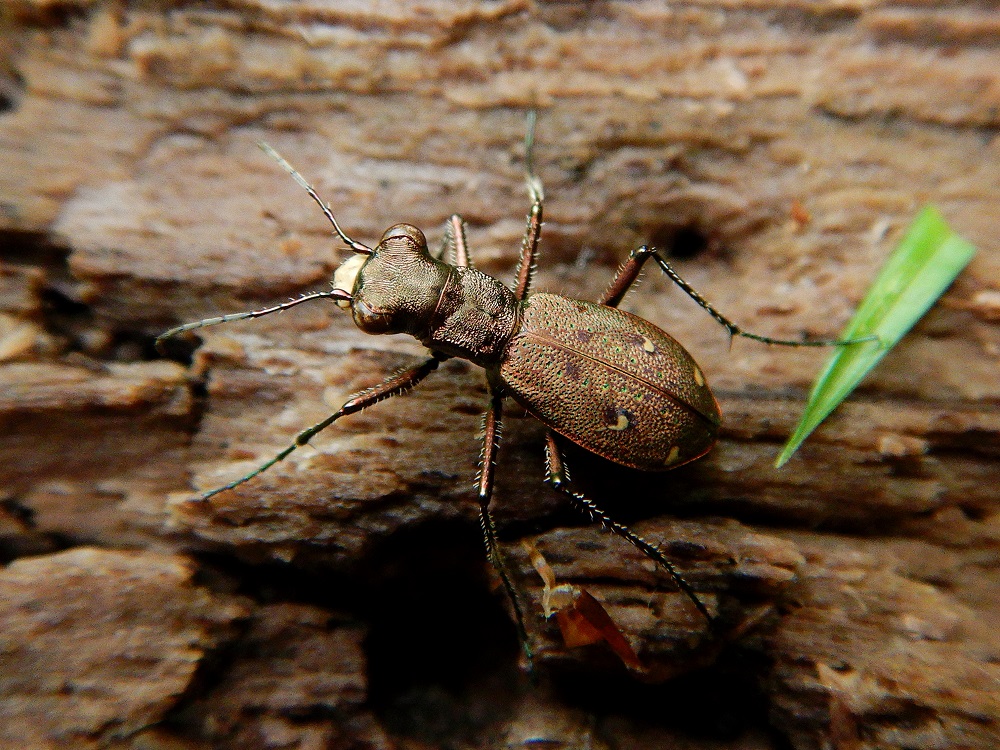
[258, 142, 373, 255]
[155, 288, 352, 352]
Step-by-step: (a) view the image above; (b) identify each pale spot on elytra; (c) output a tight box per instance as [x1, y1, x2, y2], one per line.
[641, 336, 655, 354]
[693, 364, 705, 387]
[665, 445, 680, 465]
[606, 412, 630, 431]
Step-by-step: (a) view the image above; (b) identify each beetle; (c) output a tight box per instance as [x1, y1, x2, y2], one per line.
[159, 114, 864, 659]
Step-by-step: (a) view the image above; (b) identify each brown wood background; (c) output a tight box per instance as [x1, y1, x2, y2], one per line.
[1, 1, 998, 748]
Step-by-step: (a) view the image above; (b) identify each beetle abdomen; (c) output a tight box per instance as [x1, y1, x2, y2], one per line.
[495, 293, 721, 472]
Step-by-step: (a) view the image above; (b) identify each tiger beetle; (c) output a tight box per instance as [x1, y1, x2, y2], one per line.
[159, 113, 871, 664]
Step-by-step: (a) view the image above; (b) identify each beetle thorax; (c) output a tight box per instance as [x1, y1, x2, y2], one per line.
[422, 264, 520, 366]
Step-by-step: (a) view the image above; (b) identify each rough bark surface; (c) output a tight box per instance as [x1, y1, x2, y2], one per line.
[1, 1, 998, 748]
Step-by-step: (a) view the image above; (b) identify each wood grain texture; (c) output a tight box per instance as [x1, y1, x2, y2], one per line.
[1, 2, 997, 748]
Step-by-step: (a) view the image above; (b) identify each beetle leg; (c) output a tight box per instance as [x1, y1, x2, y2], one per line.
[477, 389, 533, 665]
[450, 214, 470, 267]
[543, 431, 714, 625]
[599, 245, 651, 309]
[195, 354, 447, 502]
[601, 246, 875, 346]
[436, 214, 471, 267]
[513, 111, 544, 301]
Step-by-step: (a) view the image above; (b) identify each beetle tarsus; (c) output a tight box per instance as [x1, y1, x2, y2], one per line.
[602, 243, 877, 348]
[479, 504, 534, 667]
[649, 251, 878, 347]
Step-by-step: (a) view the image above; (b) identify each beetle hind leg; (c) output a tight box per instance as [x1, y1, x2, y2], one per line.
[543, 431, 714, 625]
[601, 245, 874, 347]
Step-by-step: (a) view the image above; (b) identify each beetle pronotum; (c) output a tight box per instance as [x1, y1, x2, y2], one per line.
[160, 113, 868, 662]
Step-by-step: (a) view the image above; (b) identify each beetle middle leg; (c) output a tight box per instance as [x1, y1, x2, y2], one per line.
[477, 389, 533, 663]
[543, 431, 714, 624]
[196, 353, 447, 501]
[601, 245, 874, 347]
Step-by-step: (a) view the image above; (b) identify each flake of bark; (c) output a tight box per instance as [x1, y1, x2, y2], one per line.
[177, 603, 370, 749]
[0, 360, 196, 549]
[765, 533, 1000, 750]
[0, 547, 248, 748]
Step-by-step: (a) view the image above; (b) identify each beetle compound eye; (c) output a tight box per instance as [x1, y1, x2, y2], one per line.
[380, 223, 427, 248]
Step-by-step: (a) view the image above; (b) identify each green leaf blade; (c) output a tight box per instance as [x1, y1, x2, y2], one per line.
[775, 206, 976, 468]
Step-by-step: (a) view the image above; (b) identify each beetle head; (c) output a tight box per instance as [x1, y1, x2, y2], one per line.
[335, 223, 449, 336]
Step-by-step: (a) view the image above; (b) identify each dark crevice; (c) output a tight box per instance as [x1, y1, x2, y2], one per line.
[152, 331, 202, 366]
[0, 496, 36, 530]
[550, 650, 777, 744]
[38, 285, 96, 355]
[816, 103, 1000, 139]
[760, 5, 862, 34]
[0, 231, 183, 364]
[40, 285, 91, 318]
[956, 503, 989, 523]
[0, 64, 25, 115]
[0, 530, 78, 565]
[172, 519, 522, 747]
[363, 519, 521, 744]
[925, 428, 1000, 461]
[4, 2, 90, 28]
[40, 286, 175, 364]
[0, 229, 69, 265]
[156, 616, 253, 734]
[668, 225, 709, 260]
[648, 223, 713, 261]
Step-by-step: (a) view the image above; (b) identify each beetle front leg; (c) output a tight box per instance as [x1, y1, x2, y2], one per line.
[601, 246, 874, 347]
[195, 354, 446, 501]
[543, 431, 714, 624]
[477, 390, 533, 665]
[436, 214, 471, 267]
[513, 111, 544, 301]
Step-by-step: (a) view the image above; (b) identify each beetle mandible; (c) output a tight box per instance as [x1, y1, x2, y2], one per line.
[160, 113, 863, 658]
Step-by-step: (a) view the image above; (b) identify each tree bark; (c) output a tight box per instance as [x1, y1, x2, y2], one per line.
[1, 2, 997, 748]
